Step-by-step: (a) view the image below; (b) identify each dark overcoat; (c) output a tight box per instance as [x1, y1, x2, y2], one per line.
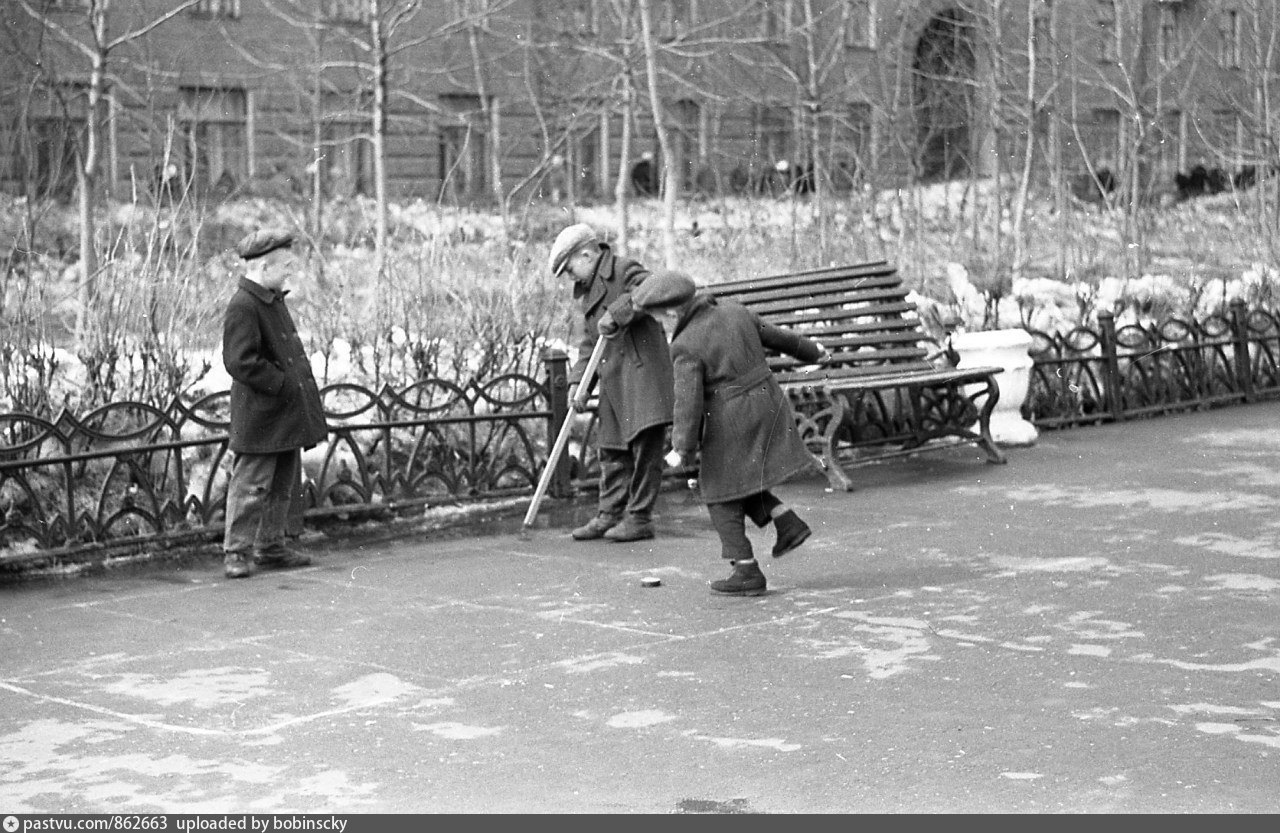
[668, 294, 821, 504]
[222, 277, 328, 455]
[570, 245, 674, 448]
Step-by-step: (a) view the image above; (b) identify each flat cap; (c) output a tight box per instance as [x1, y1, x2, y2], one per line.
[633, 269, 696, 311]
[548, 223, 598, 276]
[235, 227, 295, 261]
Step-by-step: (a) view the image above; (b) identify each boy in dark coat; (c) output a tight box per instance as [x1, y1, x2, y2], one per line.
[221, 227, 328, 579]
[633, 270, 828, 596]
[548, 223, 675, 542]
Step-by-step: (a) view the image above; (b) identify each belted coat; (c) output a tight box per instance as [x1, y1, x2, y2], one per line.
[569, 245, 674, 449]
[667, 293, 822, 504]
[222, 277, 328, 455]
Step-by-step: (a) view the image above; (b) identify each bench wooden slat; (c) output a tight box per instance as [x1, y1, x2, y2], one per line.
[711, 273, 904, 304]
[759, 301, 921, 328]
[786, 330, 928, 349]
[768, 343, 930, 368]
[737, 293, 917, 319]
[770, 353, 932, 374]
[711, 261, 895, 295]
[774, 364, 1003, 388]
[706, 260, 1007, 492]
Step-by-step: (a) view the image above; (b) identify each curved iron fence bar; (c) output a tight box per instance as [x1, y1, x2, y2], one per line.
[9, 306, 1280, 565]
[0, 357, 572, 565]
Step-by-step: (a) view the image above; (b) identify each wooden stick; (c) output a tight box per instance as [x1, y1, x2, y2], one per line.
[520, 336, 608, 534]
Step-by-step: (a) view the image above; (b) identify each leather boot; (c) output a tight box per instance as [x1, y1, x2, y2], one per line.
[710, 559, 767, 596]
[572, 514, 621, 541]
[223, 552, 252, 579]
[254, 547, 313, 570]
[603, 515, 655, 542]
[771, 509, 812, 558]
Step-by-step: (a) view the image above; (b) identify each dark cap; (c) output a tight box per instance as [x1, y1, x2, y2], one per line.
[235, 227, 295, 261]
[548, 223, 598, 276]
[633, 269, 697, 311]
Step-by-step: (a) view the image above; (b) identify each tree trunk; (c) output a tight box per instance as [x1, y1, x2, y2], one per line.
[370, 0, 389, 282]
[613, 75, 636, 253]
[467, 17, 509, 237]
[638, 0, 676, 268]
[75, 9, 109, 347]
[1012, 1, 1037, 285]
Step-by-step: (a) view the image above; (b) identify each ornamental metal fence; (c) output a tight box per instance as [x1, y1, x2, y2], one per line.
[0, 352, 591, 569]
[1024, 300, 1280, 428]
[5, 301, 1280, 568]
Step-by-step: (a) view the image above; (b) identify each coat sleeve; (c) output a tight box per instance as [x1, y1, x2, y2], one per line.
[669, 342, 705, 455]
[756, 313, 822, 364]
[604, 260, 651, 328]
[568, 318, 600, 394]
[222, 299, 286, 396]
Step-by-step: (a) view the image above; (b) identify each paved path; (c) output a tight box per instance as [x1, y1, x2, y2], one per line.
[2, 402, 1279, 813]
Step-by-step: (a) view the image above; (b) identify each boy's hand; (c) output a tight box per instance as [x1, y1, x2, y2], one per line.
[597, 311, 620, 338]
[664, 450, 683, 468]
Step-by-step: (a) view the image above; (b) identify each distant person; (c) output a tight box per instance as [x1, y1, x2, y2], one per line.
[631, 152, 658, 196]
[759, 159, 790, 196]
[221, 227, 328, 579]
[547, 223, 674, 543]
[633, 270, 827, 596]
[154, 162, 180, 205]
[793, 161, 815, 194]
[548, 153, 569, 203]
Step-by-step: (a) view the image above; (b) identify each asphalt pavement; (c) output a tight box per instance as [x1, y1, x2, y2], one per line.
[2, 402, 1279, 813]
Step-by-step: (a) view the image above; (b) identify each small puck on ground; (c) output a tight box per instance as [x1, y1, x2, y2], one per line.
[641, 576, 662, 588]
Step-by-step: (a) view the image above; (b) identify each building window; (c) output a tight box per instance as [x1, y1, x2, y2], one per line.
[826, 102, 872, 193]
[1158, 6, 1179, 64]
[671, 98, 702, 192]
[1096, 1, 1117, 63]
[658, 0, 695, 41]
[1214, 109, 1242, 167]
[1032, 8, 1051, 55]
[453, 0, 491, 17]
[13, 83, 90, 202]
[319, 93, 371, 198]
[760, 0, 793, 41]
[1157, 109, 1184, 174]
[438, 94, 488, 203]
[568, 122, 601, 200]
[190, 0, 240, 19]
[178, 86, 248, 196]
[1092, 107, 1121, 173]
[569, 0, 597, 35]
[27, 117, 80, 201]
[844, 0, 876, 49]
[751, 104, 792, 193]
[322, 0, 369, 25]
[1218, 9, 1242, 69]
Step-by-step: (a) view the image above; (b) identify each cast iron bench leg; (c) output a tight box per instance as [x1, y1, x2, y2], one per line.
[786, 388, 855, 492]
[975, 376, 1008, 464]
[804, 389, 854, 492]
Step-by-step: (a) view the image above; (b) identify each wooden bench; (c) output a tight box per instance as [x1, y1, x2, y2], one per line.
[707, 260, 1007, 491]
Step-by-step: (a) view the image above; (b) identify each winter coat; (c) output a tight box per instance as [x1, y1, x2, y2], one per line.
[668, 293, 822, 504]
[569, 245, 674, 448]
[222, 277, 328, 455]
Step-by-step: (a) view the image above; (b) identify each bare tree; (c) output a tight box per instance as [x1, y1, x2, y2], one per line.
[14, 0, 202, 345]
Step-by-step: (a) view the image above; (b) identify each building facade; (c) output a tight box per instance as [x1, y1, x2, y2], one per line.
[1, 0, 1273, 207]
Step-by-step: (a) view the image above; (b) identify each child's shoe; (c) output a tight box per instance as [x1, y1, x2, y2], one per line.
[771, 510, 811, 557]
[710, 559, 767, 596]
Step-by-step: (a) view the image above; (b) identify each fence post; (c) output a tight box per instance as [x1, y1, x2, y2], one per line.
[541, 348, 572, 498]
[1229, 299, 1254, 402]
[1098, 311, 1124, 422]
